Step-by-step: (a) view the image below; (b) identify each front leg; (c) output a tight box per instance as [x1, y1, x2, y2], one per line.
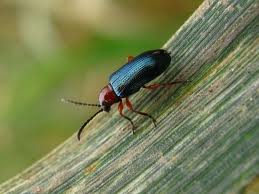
[118, 100, 136, 134]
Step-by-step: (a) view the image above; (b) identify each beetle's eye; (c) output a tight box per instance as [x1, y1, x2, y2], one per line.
[102, 105, 111, 112]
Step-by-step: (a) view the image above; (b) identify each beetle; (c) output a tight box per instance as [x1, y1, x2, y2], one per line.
[63, 49, 188, 140]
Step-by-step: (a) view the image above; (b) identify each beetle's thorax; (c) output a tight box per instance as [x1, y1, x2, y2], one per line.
[99, 84, 120, 112]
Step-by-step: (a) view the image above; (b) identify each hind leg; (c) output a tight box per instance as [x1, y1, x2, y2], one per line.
[143, 80, 190, 90]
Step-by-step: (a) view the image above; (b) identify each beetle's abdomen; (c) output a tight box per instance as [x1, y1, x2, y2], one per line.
[109, 49, 171, 98]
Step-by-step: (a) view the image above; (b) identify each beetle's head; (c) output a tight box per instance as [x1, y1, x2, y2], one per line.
[99, 84, 120, 112]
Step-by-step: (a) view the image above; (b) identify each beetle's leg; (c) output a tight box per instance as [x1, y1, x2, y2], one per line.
[127, 56, 134, 62]
[125, 97, 156, 127]
[143, 80, 190, 90]
[118, 100, 136, 134]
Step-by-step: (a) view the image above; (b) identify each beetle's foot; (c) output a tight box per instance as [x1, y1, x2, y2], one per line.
[151, 117, 157, 128]
[130, 123, 136, 134]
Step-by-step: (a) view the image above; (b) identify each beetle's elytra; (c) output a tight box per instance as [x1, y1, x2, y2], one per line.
[63, 49, 188, 140]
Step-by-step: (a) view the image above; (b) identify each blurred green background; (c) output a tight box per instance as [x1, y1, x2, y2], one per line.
[0, 0, 202, 182]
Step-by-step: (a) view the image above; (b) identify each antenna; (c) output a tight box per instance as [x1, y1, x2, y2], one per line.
[77, 109, 103, 140]
[61, 98, 103, 140]
[61, 98, 101, 107]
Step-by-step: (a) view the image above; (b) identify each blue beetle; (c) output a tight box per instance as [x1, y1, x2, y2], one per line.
[63, 49, 187, 140]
